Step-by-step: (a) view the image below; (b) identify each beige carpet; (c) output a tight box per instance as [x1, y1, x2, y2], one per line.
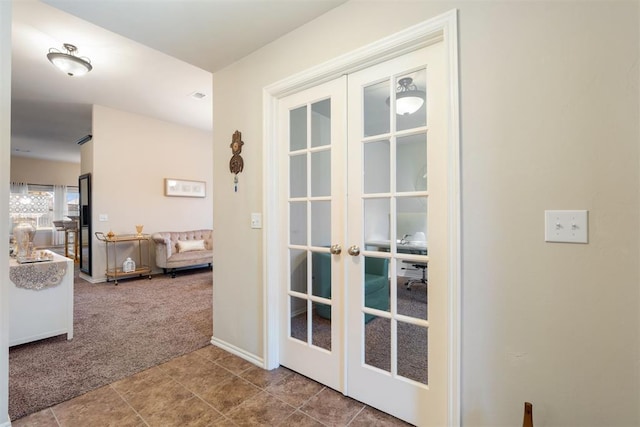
[9, 268, 213, 420]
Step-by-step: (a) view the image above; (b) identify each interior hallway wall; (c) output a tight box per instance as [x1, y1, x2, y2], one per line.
[10, 156, 80, 187]
[211, 1, 639, 425]
[88, 105, 213, 280]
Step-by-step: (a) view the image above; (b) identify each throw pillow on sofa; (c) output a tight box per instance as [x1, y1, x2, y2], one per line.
[177, 239, 206, 253]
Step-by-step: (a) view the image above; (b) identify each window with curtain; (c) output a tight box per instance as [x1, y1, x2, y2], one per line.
[9, 183, 78, 233]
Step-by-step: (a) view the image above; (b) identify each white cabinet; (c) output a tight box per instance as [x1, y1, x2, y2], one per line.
[9, 252, 74, 346]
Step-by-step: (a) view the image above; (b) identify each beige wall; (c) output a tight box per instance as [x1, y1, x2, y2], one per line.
[0, 1, 10, 424]
[211, 1, 639, 426]
[10, 156, 80, 186]
[89, 105, 213, 280]
[80, 137, 93, 175]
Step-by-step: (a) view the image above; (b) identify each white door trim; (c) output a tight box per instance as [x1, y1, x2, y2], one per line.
[262, 9, 461, 425]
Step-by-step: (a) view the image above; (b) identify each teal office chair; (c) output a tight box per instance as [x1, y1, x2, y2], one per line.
[312, 252, 389, 323]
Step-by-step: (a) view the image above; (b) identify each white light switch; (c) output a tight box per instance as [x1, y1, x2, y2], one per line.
[99, 214, 108, 222]
[544, 210, 588, 243]
[251, 213, 262, 229]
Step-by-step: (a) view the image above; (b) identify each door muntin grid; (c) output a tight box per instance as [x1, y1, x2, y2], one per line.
[360, 67, 429, 386]
[288, 97, 334, 352]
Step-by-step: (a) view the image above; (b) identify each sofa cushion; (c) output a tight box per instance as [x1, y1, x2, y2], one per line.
[177, 239, 206, 253]
[166, 249, 213, 268]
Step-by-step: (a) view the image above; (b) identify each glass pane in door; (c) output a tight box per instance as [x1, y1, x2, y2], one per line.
[312, 302, 332, 351]
[311, 99, 331, 148]
[290, 249, 307, 294]
[364, 315, 390, 373]
[311, 251, 332, 351]
[311, 150, 330, 197]
[363, 256, 390, 313]
[290, 295, 308, 342]
[364, 140, 390, 194]
[290, 106, 307, 151]
[396, 262, 427, 320]
[396, 133, 427, 193]
[290, 154, 307, 197]
[311, 251, 331, 299]
[396, 195, 428, 318]
[289, 202, 307, 246]
[396, 197, 427, 246]
[364, 198, 390, 246]
[397, 321, 427, 385]
[311, 201, 331, 247]
[364, 80, 390, 137]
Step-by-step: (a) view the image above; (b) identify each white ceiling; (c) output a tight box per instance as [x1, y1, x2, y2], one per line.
[11, 0, 347, 163]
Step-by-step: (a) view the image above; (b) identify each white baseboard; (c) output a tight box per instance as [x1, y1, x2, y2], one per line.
[290, 306, 307, 317]
[210, 336, 265, 369]
[79, 269, 166, 284]
[79, 273, 104, 283]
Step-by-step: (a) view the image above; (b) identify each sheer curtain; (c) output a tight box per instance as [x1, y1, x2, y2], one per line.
[9, 182, 29, 234]
[10, 181, 28, 194]
[52, 185, 67, 246]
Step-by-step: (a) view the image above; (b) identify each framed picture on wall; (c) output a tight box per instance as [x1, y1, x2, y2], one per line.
[164, 178, 206, 198]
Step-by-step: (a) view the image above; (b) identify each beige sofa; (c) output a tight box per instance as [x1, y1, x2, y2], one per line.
[151, 229, 213, 278]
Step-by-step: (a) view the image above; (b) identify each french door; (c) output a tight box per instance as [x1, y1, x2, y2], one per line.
[279, 77, 347, 391]
[279, 42, 450, 426]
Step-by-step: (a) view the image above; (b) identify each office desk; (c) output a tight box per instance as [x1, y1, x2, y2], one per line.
[365, 240, 427, 254]
[365, 240, 427, 284]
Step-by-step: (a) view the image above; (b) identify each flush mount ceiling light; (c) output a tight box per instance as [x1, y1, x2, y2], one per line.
[386, 77, 426, 115]
[47, 43, 92, 77]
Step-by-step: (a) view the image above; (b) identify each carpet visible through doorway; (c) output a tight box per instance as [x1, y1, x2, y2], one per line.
[9, 268, 213, 420]
[290, 278, 428, 385]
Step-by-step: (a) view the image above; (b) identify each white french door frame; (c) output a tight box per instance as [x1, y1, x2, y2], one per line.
[263, 10, 461, 425]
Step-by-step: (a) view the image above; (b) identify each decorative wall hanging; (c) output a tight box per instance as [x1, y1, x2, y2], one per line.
[229, 130, 244, 192]
[164, 178, 206, 197]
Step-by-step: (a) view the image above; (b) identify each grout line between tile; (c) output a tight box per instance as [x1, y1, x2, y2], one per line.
[49, 408, 63, 427]
[346, 405, 367, 426]
[108, 384, 151, 427]
[160, 365, 252, 423]
[190, 394, 236, 426]
[282, 409, 333, 427]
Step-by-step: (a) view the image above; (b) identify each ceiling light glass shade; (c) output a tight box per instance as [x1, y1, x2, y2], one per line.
[386, 77, 426, 115]
[396, 93, 425, 115]
[47, 43, 92, 76]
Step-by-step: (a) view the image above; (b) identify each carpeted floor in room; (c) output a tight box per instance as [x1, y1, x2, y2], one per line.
[9, 267, 213, 420]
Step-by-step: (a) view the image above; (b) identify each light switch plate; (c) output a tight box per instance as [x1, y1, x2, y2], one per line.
[544, 210, 588, 243]
[99, 214, 108, 222]
[251, 213, 262, 229]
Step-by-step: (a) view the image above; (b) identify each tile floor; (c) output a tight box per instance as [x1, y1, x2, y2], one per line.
[12, 345, 412, 426]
